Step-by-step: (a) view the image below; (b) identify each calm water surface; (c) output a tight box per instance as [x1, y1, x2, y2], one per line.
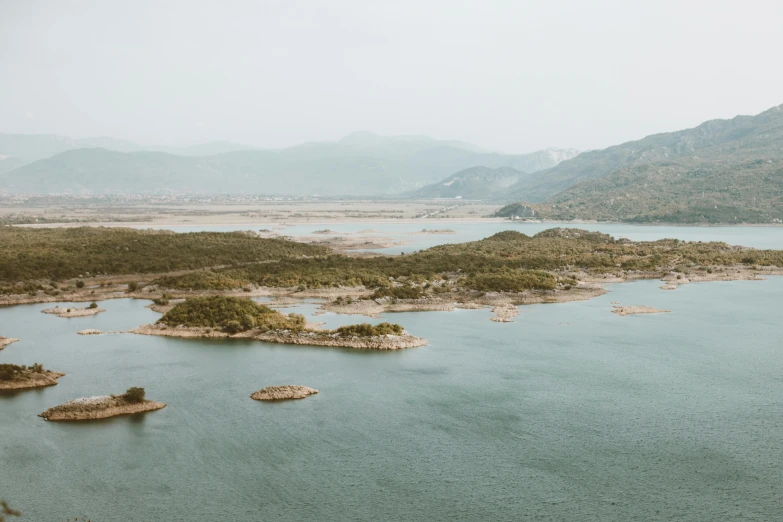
[139, 221, 783, 252]
[2, 278, 783, 520]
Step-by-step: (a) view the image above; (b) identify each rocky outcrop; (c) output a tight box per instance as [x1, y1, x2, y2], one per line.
[490, 303, 520, 322]
[251, 385, 319, 401]
[42, 306, 105, 318]
[0, 337, 20, 350]
[611, 305, 671, 316]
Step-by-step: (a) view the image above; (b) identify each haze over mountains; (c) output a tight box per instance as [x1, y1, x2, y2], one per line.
[1, 103, 781, 223]
[0, 132, 577, 195]
[499, 103, 783, 223]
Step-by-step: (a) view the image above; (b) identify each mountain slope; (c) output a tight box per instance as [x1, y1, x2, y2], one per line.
[411, 167, 529, 199]
[504, 104, 783, 203]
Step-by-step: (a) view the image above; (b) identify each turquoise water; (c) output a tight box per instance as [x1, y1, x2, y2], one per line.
[2, 278, 783, 520]
[140, 222, 783, 252]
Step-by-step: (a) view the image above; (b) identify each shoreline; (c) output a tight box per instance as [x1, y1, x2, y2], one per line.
[14, 217, 783, 229]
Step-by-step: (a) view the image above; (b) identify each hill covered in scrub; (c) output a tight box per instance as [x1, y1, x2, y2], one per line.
[496, 103, 783, 223]
[411, 166, 529, 199]
[0, 227, 328, 283]
[159, 296, 306, 333]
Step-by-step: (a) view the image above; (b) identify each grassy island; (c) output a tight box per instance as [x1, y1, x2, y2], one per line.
[0, 363, 65, 390]
[39, 387, 165, 421]
[133, 296, 424, 349]
[157, 295, 306, 333]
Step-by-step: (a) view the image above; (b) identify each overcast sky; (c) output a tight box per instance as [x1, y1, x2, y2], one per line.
[1, 0, 781, 153]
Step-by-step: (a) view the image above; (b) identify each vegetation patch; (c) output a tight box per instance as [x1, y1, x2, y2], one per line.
[158, 296, 305, 333]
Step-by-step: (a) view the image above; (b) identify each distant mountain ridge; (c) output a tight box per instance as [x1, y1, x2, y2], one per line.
[411, 166, 529, 199]
[0, 132, 577, 196]
[498, 103, 783, 223]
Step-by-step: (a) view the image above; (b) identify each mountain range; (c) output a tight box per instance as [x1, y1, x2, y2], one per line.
[497, 103, 783, 223]
[0, 132, 577, 195]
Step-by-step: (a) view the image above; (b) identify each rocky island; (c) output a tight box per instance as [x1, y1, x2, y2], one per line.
[611, 305, 671, 316]
[42, 303, 105, 317]
[0, 363, 65, 390]
[251, 385, 319, 401]
[39, 387, 165, 421]
[131, 296, 427, 350]
[0, 336, 19, 350]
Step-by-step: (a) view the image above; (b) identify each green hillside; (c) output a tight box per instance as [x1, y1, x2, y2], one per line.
[411, 166, 529, 199]
[504, 103, 783, 204]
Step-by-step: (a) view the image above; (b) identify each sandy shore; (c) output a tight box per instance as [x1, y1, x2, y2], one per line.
[39, 396, 166, 421]
[0, 371, 65, 390]
[251, 385, 319, 401]
[130, 323, 427, 350]
[41, 306, 106, 318]
[0, 337, 20, 350]
[611, 305, 671, 316]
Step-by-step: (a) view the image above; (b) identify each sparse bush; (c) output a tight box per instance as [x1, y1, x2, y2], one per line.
[75, 280, 85, 288]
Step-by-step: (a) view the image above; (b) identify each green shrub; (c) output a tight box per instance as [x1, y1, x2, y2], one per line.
[158, 296, 305, 333]
[334, 322, 404, 337]
[88, 302, 98, 309]
[122, 387, 146, 403]
[75, 280, 85, 288]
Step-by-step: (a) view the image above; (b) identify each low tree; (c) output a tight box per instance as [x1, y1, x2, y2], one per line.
[122, 387, 146, 403]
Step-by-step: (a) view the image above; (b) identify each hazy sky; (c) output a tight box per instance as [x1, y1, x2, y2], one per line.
[1, 0, 781, 153]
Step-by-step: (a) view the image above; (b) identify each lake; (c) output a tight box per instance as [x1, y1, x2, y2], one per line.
[2, 275, 783, 520]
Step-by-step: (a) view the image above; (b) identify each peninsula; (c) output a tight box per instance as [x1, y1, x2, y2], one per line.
[0, 363, 64, 390]
[0, 337, 19, 351]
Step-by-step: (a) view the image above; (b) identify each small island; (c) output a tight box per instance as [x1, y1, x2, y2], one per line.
[0, 363, 65, 390]
[42, 303, 105, 318]
[409, 228, 457, 235]
[611, 305, 671, 316]
[39, 387, 165, 421]
[251, 385, 319, 401]
[0, 336, 20, 350]
[131, 296, 427, 349]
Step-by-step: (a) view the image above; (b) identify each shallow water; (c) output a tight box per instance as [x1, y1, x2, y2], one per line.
[2, 278, 783, 521]
[140, 221, 783, 252]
